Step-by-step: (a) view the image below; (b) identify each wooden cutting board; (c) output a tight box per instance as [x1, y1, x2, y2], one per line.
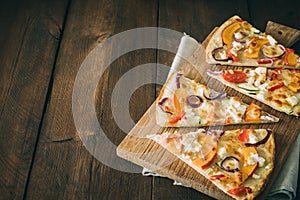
[117, 22, 300, 200]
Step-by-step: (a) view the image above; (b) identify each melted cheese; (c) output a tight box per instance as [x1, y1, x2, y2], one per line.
[266, 35, 277, 46]
[232, 41, 244, 51]
[241, 68, 300, 116]
[286, 96, 299, 107]
[248, 133, 258, 144]
[217, 147, 227, 158]
[181, 130, 201, 153]
[248, 153, 265, 167]
[223, 97, 247, 123]
[234, 32, 244, 40]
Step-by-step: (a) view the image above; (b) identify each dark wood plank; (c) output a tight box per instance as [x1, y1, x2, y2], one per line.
[0, 0, 69, 199]
[266, 21, 300, 47]
[247, 0, 300, 53]
[25, 0, 158, 199]
[153, 1, 249, 199]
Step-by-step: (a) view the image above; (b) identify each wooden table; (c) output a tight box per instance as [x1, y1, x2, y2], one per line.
[1, 0, 300, 199]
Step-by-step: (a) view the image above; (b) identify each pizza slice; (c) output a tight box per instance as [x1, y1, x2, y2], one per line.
[156, 72, 279, 127]
[148, 128, 275, 200]
[207, 67, 300, 116]
[206, 15, 300, 69]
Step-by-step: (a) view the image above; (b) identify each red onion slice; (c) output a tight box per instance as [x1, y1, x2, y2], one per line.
[158, 97, 168, 106]
[218, 156, 240, 173]
[203, 90, 227, 100]
[233, 31, 248, 43]
[207, 69, 223, 76]
[206, 130, 225, 139]
[212, 47, 230, 61]
[245, 129, 272, 147]
[176, 73, 182, 88]
[262, 44, 285, 58]
[256, 58, 274, 66]
[278, 44, 286, 54]
[187, 95, 203, 108]
[158, 97, 172, 114]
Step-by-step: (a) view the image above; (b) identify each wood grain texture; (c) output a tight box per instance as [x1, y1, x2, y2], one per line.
[117, 14, 300, 200]
[0, 0, 69, 199]
[25, 0, 158, 199]
[1, 0, 299, 199]
[266, 21, 300, 47]
[247, 0, 300, 53]
[153, 1, 249, 199]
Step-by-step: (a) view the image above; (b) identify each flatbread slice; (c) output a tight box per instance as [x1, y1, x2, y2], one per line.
[206, 15, 300, 69]
[207, 67, 300, 117]
[156, 72, 279, 127]
[148, 128, 275, 200]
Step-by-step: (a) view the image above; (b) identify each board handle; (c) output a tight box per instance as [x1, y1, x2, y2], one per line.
[265, 21, 300, 47]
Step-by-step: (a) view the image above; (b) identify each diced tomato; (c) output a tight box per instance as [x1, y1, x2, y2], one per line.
[270, 68, 282, 80]
[235, 18, 243, 22]
[227, 47, 239, 62]
[209, 174, 225, 180]
[286, 48, 294, 53]
[256, 59, 272, 64]
[292, 69, 300, 73]
[274, 68, 283, 74]
[168, 111, 185, 124]
[270, 73, 278, 80]
[238, 129, 249, 142]
[226, 116, 231, 123]
[227, 187, 252, 196]
[222, 70, 247, 83]
[268, 81, 284, 92]
[271, 73, 278, 81]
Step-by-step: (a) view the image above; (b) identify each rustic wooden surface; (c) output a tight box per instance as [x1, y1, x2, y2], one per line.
[0, 0, 300, 199]
[117, 24, 300, 200]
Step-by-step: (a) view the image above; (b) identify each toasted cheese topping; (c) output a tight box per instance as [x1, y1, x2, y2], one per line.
[247, 152, 265, 167]
[248, 133, 258, 144]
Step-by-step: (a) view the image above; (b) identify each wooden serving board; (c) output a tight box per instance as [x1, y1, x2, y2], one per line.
[117, 23, 300, 200]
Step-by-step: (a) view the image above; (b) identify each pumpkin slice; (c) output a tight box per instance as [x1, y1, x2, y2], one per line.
[245, 103, 262, 121]
[240, 147, 258, 183]
[281, 70, 300, 93]
[285, 52, 299, 66]
[244, 38, 269, 59]
[173, 92, 181, 113]
[222, 22, 241, 45]
[192, 135, 218, 169]
[192, 147, 217, 169]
